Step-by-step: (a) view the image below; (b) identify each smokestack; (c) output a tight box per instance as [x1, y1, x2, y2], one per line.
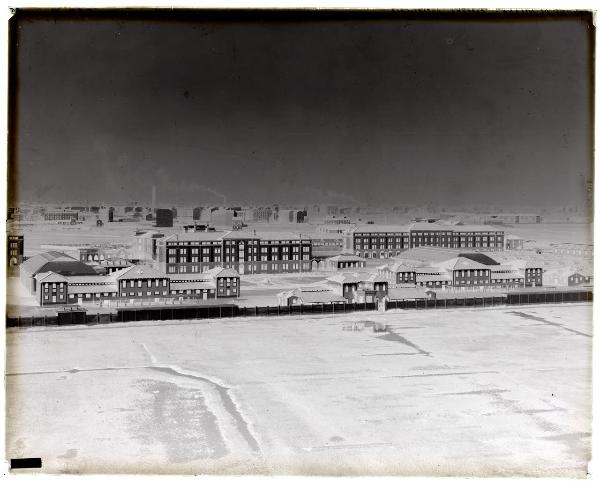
[151, 185, 157, 214]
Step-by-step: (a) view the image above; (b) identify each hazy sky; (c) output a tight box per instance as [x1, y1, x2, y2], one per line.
[9, 10, 594, 208]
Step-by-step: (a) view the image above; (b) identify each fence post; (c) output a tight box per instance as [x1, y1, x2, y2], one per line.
[219, 306, 222, 318]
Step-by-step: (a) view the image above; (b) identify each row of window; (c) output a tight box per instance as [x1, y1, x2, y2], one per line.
[455, 270, 491, 277]
[120, 279, 168, 288]
[168, 262, 309, 273]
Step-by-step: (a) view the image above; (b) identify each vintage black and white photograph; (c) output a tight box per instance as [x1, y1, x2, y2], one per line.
[4, 8, 594, 476]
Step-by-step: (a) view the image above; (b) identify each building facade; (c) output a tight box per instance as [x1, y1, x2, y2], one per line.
[7, 234, 24, 267]
[44, 210, 79, 222]
[379, 252, 542, 289]
[346, 223, 505, 259]
[155, 209, 174, 228]
[31, 259, 241, 306]
[154, 230, 312, 275]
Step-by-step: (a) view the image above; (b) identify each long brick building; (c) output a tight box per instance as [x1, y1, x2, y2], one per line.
[144, 230, 312, 275]
[378, 248, 543, 289]
[344, 222, 505, 259]
[22, 252, 241, 306]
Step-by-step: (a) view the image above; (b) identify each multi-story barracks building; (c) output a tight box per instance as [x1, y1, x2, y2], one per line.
[27, 260, 241, 306]
[344, 222, 505, 259]
[378, 250, 542, 289]
[151, 230, 312, 275]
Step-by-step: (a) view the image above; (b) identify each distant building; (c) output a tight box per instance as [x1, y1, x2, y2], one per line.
[444, 212, 542, 225]
[296, 210, 307, 223]
[210, 209, 233, 227]
[250, 207, 273, 223]
[155, 209, 174, 228]
[568, 271, 593, 287]
[79, 248, 100, 263]
[310, 234, 345, 261]
[552, 243, 593, 259]
[132, 230, 166, 261]
[96, 219, 104, 227]
[44, 210, 79, 222]
[7, 234, 24, 268]
[324, 215, 352, 225]
[505, 234, 524, 250]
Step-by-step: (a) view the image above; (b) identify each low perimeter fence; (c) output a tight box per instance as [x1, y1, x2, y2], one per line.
[6, 289, 593, 328]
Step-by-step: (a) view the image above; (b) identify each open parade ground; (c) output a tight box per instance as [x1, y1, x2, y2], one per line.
[6, 303, 591, 476]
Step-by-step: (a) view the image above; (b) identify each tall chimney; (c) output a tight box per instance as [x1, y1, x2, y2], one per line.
[151, 185, 157, 214]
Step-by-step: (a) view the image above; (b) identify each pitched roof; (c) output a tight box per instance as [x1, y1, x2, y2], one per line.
[490, 272, 524, 280]
[415, 273, 452, 282]
[395, 247, 462, 263]
[163, 231, 227, 242]
[115, 264, 168, 280]
[408, 222, 455, 232]
[458, 253, 500, 266]
[384, 262, 420, 272]
[170, 281, 216, 291]
[168, 273, 213, 282]
[434, 257, 490, 271]
[68, 284, 118, 294]
[36, 272, 68, 283]
[327, 254, 365, 262]
[451, 224, 504, 233]
[570, 270, 594, 278]
[202, 267, 240, 278]
[351, 224, 412, 234]
[22, 252, 99, 278]
[364, 273, 389, 283]
[21, 251, 76, 274]
[327, 272, 366, 284]
[254, 231, 305, 241]
[61, 274, 116, 284]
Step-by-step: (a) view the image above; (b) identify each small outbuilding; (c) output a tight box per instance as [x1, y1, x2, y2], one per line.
[324, 254, 367, 271]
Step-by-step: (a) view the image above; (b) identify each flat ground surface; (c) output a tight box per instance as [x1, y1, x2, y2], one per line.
[505, 222, 592, 246]
[6, 304, 592, 476]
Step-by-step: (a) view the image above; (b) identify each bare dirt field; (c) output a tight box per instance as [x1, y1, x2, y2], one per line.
[5, 304, 591, 476]
[504, 222, 592, 246]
